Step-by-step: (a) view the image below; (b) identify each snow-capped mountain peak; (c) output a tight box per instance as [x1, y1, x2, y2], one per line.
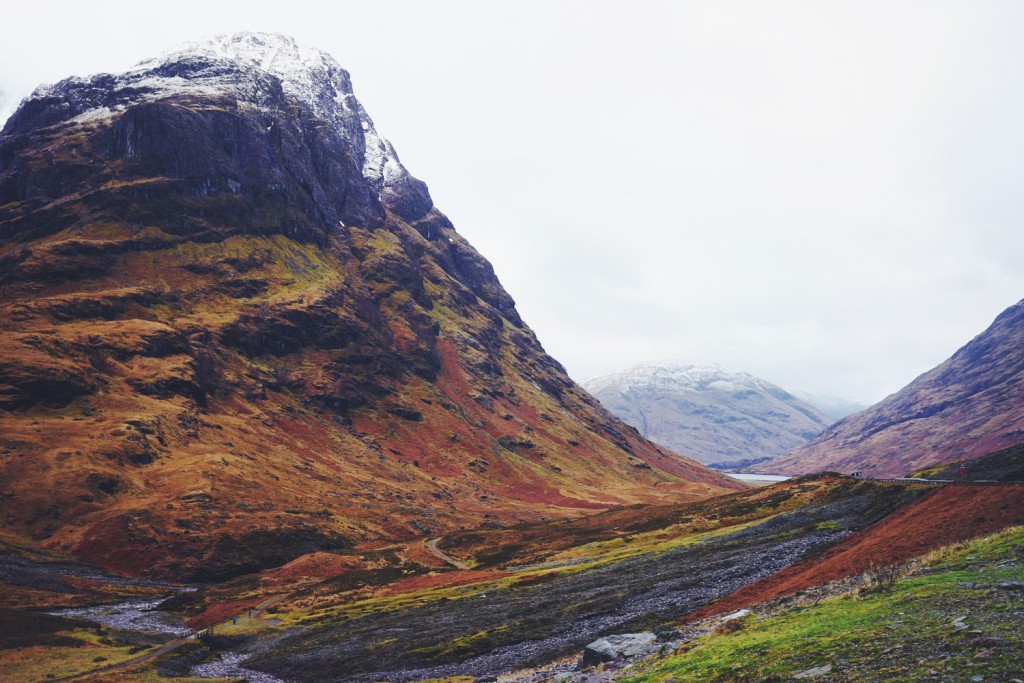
[19, 32, 417, 208]
[585, 361, 785, 397]
[583, 361, 833, 465]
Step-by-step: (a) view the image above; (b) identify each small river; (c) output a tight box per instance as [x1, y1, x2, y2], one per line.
[727, 473, 791, 483]
[192, 652, 291, 682]
[50, 593, 290, 682]
[49, 596, 193, 636]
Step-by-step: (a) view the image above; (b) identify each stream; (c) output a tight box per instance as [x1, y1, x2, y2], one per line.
[49, 592, 291, 682]
[49, 595, 193, 636]
[192, 652, 292, 683]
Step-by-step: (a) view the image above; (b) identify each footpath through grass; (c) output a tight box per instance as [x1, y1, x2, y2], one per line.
[623, 525, 1024, 683]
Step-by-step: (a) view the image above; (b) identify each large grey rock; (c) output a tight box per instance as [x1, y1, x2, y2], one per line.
[793, 664, 833, 679]
[720, 608, 753, 622]
[580, 632, 658, 668]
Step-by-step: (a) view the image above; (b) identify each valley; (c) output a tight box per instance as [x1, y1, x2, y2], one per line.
[3, 473, 1022, 682]
[1, 30, 1023, 683]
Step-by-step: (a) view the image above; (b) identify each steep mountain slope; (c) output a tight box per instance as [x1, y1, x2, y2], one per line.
[758, 298, 1024, 477]
[583, 362, 833, 465]
[0, 32, 740, 580]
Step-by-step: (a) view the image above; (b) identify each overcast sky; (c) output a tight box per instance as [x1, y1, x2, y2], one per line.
[3, 1, 1023, 404]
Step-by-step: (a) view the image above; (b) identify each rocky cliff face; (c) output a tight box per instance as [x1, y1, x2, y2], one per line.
[758, 298, 1024, 477]
[0, 33, 741, 580]
[583, 362, 833, 465]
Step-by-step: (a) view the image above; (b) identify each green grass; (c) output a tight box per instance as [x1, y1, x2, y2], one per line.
[622, 525, 1024, 682]
[272, 518, 772, 629]
[0, 627, 154, 682]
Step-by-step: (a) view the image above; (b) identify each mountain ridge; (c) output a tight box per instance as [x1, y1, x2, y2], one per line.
[756, 297, 1024, 477]
[0, 33, 740, 580]
[583, 361, 833, 465]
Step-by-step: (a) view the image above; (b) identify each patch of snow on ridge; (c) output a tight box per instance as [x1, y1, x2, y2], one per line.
[139, 32, 345, 111]
[583, 361, 774, 396]
[142, 32, 405, 190]
[27, 31, 409, 195]
[69, 106, 117, 124]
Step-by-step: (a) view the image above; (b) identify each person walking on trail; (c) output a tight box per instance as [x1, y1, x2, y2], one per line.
[232, 617, 237, 625]
[958, 463, 967, 479]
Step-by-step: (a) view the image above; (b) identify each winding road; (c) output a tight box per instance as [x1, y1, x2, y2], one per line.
[425, 537, 472, 570]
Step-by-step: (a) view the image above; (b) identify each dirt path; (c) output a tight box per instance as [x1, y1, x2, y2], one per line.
[50, 593, 288, 682]
[425, 537, 472, 570]
[229, 593, 286, 627]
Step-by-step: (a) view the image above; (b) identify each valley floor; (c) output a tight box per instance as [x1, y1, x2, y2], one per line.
[619, 524, 1024, 682]
[1, 477, 1022, 683]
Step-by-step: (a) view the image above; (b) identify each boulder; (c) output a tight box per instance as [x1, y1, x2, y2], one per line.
[793, 664, 833, 679]
[720, 608, 753, 622]
[580, 632, 657, 668]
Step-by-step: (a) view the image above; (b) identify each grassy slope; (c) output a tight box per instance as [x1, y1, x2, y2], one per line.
[176, 476, 850, 624]
[686, 483, 1024, 621]
[0, 611, 169, 682]
[913, 440, 1024, 482]
[0, 215, 740, 580]
[243, 477, 928, 681]
[7, 478, 1022, 682]
[623, 525, 1024, 683]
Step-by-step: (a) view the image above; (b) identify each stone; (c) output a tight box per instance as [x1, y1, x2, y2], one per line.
[720, 608, 753, 622]
[580, 633, 658, 668]
[793, 664, 833, 679]
[654, 625, 680, 642]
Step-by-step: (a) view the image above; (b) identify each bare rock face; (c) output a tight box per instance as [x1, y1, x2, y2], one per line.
[0, 33, 741, 580]
[583, 362, 833, 465]
[758, 298, 1024, 477]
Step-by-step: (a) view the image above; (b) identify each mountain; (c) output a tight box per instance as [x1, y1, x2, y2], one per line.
[582, 362, 833, 465]
[757, 298, 1024, 477]
[0, 33, 741, 580]
[789, 390, 867, 421]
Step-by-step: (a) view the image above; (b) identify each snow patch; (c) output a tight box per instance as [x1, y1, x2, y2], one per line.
[24, 32, 413, 197]
[70, 106, 118, 124]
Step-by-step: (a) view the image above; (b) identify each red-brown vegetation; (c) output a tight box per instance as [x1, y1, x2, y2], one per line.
[687, 484, 1024, 620]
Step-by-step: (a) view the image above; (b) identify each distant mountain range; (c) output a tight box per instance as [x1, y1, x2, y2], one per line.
[583, 362, 833, 465]
[756, 298, 1024, 477]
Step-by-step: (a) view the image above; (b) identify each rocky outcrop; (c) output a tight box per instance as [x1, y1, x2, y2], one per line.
[580, 632, 658, 667]
[758, 299, 1024, 477]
